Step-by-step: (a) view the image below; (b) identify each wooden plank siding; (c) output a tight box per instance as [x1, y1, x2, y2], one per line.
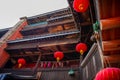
[40, 70, 80, 80]
[0, 20, 27, 68]
[100, 17, 120, 30]
[98, 0, 120, 19]
[98, 0, 120, 68]
[102, 39, 120, 52]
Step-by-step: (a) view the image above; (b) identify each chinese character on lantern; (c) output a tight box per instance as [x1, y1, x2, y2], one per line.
[73, 0, 89, 13]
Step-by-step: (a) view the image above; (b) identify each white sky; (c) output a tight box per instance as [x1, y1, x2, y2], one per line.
[0, 0, 68, 29]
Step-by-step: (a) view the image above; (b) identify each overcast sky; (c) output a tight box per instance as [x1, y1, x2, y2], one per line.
[0, 0, 68, 29]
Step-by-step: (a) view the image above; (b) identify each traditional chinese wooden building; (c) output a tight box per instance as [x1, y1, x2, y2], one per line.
[0, 0, 120, 80]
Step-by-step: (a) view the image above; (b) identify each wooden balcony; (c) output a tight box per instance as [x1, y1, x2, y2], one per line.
[27, 7, 71, 25]
[80, 43, 103, 80]
[1, 43, 104, 80]
[0, 67, 79, 80]
[6, 38, 79, 63]
[21, 19, 75, 35]
[100, 17, 120, 68]
[6, 29, 80, 49]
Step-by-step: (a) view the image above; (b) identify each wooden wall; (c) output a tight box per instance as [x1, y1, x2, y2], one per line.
[99, 0, 120, 19]
[98, 0, 120, 67]
[0, 20, 27, 68]
[40, 70, 80, 80]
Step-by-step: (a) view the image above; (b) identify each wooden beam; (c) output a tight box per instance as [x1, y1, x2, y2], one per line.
[100, 17, 120, 30]
[7, 38, 78, 50]
[10, 50, 76, 57]
[102, 39, 120, 52]
[22, 19, 74, 31]
[104, 55, 120, 63]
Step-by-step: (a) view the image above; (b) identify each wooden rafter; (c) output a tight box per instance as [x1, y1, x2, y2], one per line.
[10, 50, 76, 57]
[102, 39, 120, 51]
[100, 17, 120, 30]
[104, 55, 120, 63]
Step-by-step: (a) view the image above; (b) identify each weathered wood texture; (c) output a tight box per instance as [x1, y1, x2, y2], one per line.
[98, 0, 120, 19]
[100, 17, 120, 30]
[99, 0, 120, 68]
[0, 20, 27, 68]
[40, 70, 80, 80]
[103, 39, 120, 51]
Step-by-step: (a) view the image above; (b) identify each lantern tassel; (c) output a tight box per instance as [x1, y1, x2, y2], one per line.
[18, 63, 22, 68]
[79, 4, 84, 10]
[56, 57, 60, 62]
[80, 50, 84, 55]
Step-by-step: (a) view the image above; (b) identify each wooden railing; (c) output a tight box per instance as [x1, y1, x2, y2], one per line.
[0, 67, 79, 80]
[7, 29, 80, 43]
[80, 43, 103, 80]
[1, 43, 103, 80]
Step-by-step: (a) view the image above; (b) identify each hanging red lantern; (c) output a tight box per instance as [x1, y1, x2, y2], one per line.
[54, 51, 64, 62]
[18, 58, 26, 68]
[95, 68, 120, 80]
[76, 43, 87, 55]
[73, 0, 89, 13]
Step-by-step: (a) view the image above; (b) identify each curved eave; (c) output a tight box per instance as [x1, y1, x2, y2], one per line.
[8, 29, 80, 44]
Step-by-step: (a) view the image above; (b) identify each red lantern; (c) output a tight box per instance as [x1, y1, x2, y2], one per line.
[73, 0, 89, 13]
[18, 58, 26, 68]
[76, 43, 87, 55]
[54, 51, 64, 62]
[95, 68, 120, 80]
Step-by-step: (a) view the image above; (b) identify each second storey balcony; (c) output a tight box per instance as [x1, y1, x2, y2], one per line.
[6, 29, 80, 55]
